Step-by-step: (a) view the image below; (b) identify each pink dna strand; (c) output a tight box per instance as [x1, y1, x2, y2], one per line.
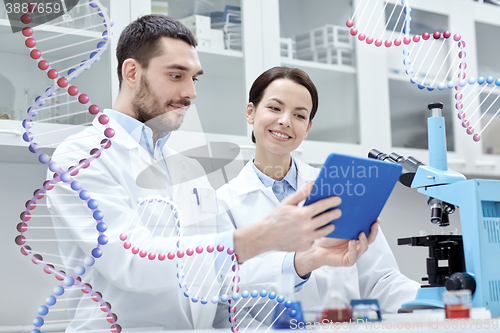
[118, 196, 240, 304]
[347, 0, 500, 142]
[117, 195, 301, 332]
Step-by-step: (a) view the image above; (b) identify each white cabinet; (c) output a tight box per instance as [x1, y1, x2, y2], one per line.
[2, 0, 500, 174]
[279, 0, 360, 146]
[152, 0, 367, 166]
[474, 19, 500, 157]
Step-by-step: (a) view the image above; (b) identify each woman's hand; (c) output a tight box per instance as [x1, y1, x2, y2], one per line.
[293, 219, 379, 277]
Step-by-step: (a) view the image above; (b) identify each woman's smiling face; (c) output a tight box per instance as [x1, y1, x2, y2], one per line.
[247, 78, 313, 156]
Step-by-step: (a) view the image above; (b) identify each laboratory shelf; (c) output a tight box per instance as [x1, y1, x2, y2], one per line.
[0, 119, 87, 163]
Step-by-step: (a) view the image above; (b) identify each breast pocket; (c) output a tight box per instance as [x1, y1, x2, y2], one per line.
[172, 187, 218, 236]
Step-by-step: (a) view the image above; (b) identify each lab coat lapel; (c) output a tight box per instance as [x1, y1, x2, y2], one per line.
[162, 145, 186, 201]
[132, 146, 169, 190]
[296, 158, 320, 189]
[92, 116, 169, 190]
[233, 159, 318, 206]
[235, 161, 279, 205]
[162, 146, 217, 329]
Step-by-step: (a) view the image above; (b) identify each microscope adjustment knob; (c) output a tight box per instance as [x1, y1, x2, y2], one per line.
[445, 272, 476, 295]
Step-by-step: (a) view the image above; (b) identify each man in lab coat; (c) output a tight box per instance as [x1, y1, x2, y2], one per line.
[47, 14, 377, 330]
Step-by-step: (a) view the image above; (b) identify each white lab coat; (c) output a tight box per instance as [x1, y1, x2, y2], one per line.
[47, 114, 235, 330]
[217, 158, 421, 317]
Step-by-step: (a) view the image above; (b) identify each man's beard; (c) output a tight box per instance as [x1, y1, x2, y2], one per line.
[132, 75, 190, 133]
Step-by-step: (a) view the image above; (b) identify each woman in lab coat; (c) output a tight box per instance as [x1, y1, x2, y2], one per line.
[217, 67, 420, 320]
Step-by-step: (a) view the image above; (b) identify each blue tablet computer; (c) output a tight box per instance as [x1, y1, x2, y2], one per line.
[304, 153, 402, 240]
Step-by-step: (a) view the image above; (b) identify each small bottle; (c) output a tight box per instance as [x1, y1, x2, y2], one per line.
[443, 290, 471, 319]
[321, 267, 352, 323]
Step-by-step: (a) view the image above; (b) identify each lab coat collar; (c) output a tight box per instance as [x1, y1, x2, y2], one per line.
[250, 158, 298, 191]
[92, 111, 190, 199]
[103, 109, 143, 143]
[162, 145, 190, 185]
[233, 161, 268, 196]
[233, 157, 318, 197]
[103, 109, 172, 148]
[92, 110, 142, 151]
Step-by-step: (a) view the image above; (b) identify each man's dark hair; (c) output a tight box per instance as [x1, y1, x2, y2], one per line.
[116, 14, 197, 88]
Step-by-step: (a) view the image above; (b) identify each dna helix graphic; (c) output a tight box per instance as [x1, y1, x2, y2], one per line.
[116, 195, 306, 333]
[13, 2, 298, 332]
[15, 0, 119, 331]
[347, 0, 500, 142]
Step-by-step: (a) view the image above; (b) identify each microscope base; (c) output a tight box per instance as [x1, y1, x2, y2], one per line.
[398, 286, 446, 313]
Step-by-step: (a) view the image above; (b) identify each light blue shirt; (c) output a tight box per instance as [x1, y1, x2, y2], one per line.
[105, 109, 170, 156]
[251, 158, 297, 202]
[251, 157, 309, 285]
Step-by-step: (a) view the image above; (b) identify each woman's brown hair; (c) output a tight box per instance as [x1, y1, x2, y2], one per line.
[248, 67, 318, 143]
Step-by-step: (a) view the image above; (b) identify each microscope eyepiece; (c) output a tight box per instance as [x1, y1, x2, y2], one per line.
[368, 148, 425, 187]
[428, 102, 444, 117]
[428, 102, 444, 110]
[368, 149, 387, 161]
[389, 152, 404, 163]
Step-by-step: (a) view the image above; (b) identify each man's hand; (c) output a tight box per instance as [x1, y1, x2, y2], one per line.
[234, 182, 342, 263]
[293, 219, 379, 277]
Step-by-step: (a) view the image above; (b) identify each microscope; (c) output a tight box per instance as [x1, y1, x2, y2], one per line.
[369, 102, 500, 317]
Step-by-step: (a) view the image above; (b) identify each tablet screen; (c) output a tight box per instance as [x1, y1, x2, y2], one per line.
[304, 153, 402, 240]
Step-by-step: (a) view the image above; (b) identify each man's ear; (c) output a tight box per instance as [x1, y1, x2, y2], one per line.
[121, 58, 141, 90]
[246, 103, 255, 125]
